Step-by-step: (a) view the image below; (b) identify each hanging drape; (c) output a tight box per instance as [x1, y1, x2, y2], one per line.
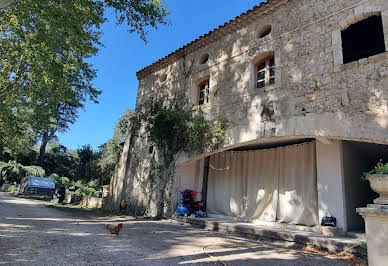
[206, 141, 318, 226]
[175, 158, 204, 195]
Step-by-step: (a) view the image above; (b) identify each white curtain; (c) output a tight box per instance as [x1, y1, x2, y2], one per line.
[276, 143, 318, 226]
[175, 159, 204, 197]
[207, 142, 318, 226]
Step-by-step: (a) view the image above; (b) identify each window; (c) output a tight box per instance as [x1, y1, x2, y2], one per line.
[197, 79, 209, 105]
[199, 53, 209, 64]
[256, 56, 275, 89]
[341, 15, 386, 64]
[159, 73, 167, 82]
[258, 25, 272, 38]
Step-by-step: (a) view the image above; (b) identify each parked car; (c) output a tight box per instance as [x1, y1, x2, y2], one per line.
[18, 176, 55, 197]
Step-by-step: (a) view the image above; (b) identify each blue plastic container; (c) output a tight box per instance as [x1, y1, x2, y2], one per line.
[176, 203, 190, 216]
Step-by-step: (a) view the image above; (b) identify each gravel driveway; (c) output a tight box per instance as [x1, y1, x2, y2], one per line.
[0, 193, 353, 265]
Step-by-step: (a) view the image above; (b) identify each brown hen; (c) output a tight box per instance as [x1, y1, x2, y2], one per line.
[107, 223, 123, 235]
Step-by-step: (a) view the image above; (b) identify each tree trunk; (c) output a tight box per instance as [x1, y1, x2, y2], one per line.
[37, 129, 56, 166]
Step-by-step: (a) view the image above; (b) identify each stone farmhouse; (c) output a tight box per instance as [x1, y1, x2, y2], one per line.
[106, 0, 388, 235]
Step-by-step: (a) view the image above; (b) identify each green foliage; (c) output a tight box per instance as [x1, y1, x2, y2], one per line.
[99, 109, 133, 174]
[0, 0, 168, 156]
[72, 180, 97, 197]
[0, 0, 103, 145]
[49, 173, 71, 188]
[146, 102, 230, 158]
[49, 173, 96, 197]
[0, 160, 45, 183]
[42, 144, 77, 179]
[0, 184, 16, 193]
[364, 160, 388, 178]
[104, 0, 169, 41]
[75, 145, 100, 183]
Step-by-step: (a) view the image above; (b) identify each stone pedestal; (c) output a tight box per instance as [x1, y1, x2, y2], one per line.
[357, 204, 388, 266]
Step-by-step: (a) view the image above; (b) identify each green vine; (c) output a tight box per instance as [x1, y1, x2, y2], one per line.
[146, 101, 229, 159]
[126, 98, 230, 217]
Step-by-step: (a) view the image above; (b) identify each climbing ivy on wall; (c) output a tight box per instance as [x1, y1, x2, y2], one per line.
[146, 101, 229, 160]
[126, 98, 230, 217]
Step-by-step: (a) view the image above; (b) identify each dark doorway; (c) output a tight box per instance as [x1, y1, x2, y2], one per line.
[341, 15, 386, 64]
[342, 141, 388, 232]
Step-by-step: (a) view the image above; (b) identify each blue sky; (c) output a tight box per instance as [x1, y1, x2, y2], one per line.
[58, 0, 260, 150]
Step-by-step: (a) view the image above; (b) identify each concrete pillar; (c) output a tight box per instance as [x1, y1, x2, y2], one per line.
[316, 139, 347, 232]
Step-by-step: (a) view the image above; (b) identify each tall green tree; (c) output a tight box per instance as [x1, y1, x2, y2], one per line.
[37, 103, 79, 166]
[98, 109, 132, 185]
[0, 0, 168, 157]
[99, 109, 133, 167]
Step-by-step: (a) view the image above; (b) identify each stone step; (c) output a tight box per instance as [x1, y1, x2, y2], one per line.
[173, 216, 367, 257]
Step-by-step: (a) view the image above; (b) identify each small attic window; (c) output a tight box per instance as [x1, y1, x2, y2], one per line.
[259, 25, 272, 38]
[341, 15, 386, 64]
[199, 54, 209, 64]
[159, 73, 167, 82]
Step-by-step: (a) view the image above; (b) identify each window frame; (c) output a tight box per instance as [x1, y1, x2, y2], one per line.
[197, 79, 210, 106]
[332, 8, 388, 68]
[341, 14, 386, 64]
[255, 56, 275, 90]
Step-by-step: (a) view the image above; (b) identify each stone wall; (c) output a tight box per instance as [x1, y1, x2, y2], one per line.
[105, 0, 388, 216]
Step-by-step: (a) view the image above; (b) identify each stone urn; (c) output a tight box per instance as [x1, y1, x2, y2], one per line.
[368, 174, 388, 204]
[357, 174, 388, 266]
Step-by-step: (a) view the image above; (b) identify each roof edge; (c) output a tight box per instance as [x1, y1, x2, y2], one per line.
[136, 0, 290, 80]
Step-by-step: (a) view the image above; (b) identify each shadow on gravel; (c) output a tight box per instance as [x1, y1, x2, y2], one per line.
[0, 194, 357, 265]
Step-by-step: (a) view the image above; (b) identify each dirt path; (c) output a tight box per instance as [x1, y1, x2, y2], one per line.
[0, 193, 352, 265]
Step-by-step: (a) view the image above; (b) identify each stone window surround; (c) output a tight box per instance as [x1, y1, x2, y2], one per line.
[192, 75, 210, 107]
[248, 50, 281, 91]
[332, 5, 388, 67]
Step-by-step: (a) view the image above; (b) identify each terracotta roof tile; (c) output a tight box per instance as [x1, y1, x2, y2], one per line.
[136, 0, 288, 79]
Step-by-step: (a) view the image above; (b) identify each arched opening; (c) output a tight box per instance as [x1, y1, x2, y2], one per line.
[341, 14, 386, 64]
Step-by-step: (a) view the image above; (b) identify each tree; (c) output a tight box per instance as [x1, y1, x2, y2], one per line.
[37, 103, 79, 166]
[97, 109, 132, 185]
[0, 0, 168, 159]
[41, 141, 78, 180]
[99, 109, 133, 167]
[76, 145, 100, 183]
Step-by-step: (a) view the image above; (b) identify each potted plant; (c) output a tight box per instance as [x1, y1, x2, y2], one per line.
[364, 160, 388, 205]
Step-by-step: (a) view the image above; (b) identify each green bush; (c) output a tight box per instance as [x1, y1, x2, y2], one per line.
[0, 184, 16, 192]
[0, 161, 45, 183]
[71, 180, 97, 197]
[49, 174, 71, 188]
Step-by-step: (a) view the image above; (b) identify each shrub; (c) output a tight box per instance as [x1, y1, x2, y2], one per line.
[0, 161, 45, 183]
[363, 160, 388, 178]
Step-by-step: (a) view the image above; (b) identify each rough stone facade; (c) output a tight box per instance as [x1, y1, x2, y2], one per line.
[104, 0, 388, 217]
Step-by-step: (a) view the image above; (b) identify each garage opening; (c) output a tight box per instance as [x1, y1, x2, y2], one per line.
[341, 15, 386, 64]
[206, 141, 318, 227]
[342, 141, 388, 232]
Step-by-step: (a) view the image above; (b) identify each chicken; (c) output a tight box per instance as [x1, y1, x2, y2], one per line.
[107, 223, 123, 235]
